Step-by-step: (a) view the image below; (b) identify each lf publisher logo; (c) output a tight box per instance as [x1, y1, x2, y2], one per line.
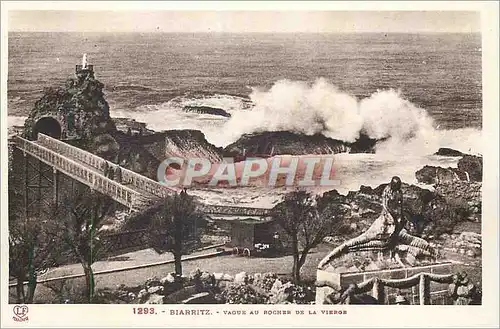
[12, 305, 29, 322]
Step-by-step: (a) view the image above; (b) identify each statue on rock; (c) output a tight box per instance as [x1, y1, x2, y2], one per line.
[318, 176, 437, 270]
[82, 53, 88, 69]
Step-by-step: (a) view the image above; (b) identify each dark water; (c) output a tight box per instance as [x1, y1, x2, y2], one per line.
[8, 32, 482, 129]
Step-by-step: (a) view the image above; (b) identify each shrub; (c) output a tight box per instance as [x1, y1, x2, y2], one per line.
[252, 273, 278, 291]
[43, 276, 87, 304]
[215, 284, 268, 304]
[286, 283, 315, 304]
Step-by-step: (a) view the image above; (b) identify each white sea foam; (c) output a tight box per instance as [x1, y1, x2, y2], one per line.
[7, 116, 28, 128]
[7, 79, 483, 160]
[105, 78, 483, 193]
[110, 93, 249, 145]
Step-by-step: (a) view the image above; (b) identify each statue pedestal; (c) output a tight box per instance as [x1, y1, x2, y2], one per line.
[316, 262, 454, 304]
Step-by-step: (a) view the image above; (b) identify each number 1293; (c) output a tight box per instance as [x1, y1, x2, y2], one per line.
[133, 307, 155, 315]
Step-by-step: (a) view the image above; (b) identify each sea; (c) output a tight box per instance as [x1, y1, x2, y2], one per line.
[6, 32, 483, 195]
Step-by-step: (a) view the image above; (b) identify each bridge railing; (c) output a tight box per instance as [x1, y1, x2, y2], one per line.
[38, 133, 108, 172]
[119, 169, 173, 199]
[199, 204, 271, 216]
[15, 136, 142, 210]
[35, 134, 272, 216]
[37, 133, 175, 199]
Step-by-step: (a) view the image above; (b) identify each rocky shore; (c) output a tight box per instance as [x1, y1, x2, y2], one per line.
[94, 269, 314, 305]
[414, 152, 482, 222]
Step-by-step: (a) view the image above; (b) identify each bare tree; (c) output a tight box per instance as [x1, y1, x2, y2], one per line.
[50, 185, 113, 303]
[271, 190, 347, 283]
[148, 190, 203, 275]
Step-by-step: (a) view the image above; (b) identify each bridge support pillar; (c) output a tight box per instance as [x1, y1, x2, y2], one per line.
[53, 168, 59, 204]
[23, 153, 28, 220]
[22, 152, 55, 219]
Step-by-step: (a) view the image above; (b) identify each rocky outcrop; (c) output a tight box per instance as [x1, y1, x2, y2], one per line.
[112, 134, 163, 179]
[415, 165, 467, 184]
[183, 106, 231, 118]
[414, 153, 482, 221]
[348, 133, 387, 154]
[23, 69, 115, 140]
[163, 130, 224, 163]
[435, 181, 482, 218]
[447, 232, 481, 258]
[94, 270, 315, 304]
[224, 131, 382, 157]
[92, 128, 225, 179]
[457, 155, 482, 182]
[113, 118, 154, 136]
[321, 179, 476, 242]
[416, 154, 482, 185]
[435, 148, 464, 156]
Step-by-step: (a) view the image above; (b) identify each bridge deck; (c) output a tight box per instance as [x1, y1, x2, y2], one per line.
[15, 136, 156, 210]
[14, 134, 271, 216]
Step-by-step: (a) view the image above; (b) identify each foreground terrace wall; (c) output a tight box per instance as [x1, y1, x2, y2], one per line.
[316, 262, 454, 305]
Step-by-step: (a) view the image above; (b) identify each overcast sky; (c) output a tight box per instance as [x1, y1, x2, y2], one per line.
[8, 10, 480, 33]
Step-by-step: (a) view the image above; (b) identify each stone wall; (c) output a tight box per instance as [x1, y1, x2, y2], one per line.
[315, 263, 455, 305]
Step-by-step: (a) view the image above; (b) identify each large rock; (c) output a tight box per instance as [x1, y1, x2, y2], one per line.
[223, 131, 382, 157]
[144, 277, 162, 289]
[163, 130, 224, 163]
[435, 148, 464, 156]
[113, 118, 154, 136]
[200, 271, 215, 285]
[23, 67, 115, 140]
[457, 155, 482, 182]
[435, 181, 482, 215]
[458, 232, 481, 245]
[183, 105, 231, 118]
[160, 273, 176, 284]
[137, 289, 149, 301]
[325, 178, 481, 240]
[163, 280, 184, 296]
[213, 273, 224, 281]
[416, 154, 483, 185]
[269, 279, 294, 304]
[182, 292, 217, 304]
[214, 273, 234, 282]
[148, 286, 163, 295]
[144, 294, 165, 304]
[163, 285, 198, 304]
[415, 165, 465, 184]
[189, 268, 202, 281]
[91, 133, 120, 160]
[234, 272, 248, 284]
[222, 274, 234, 282]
